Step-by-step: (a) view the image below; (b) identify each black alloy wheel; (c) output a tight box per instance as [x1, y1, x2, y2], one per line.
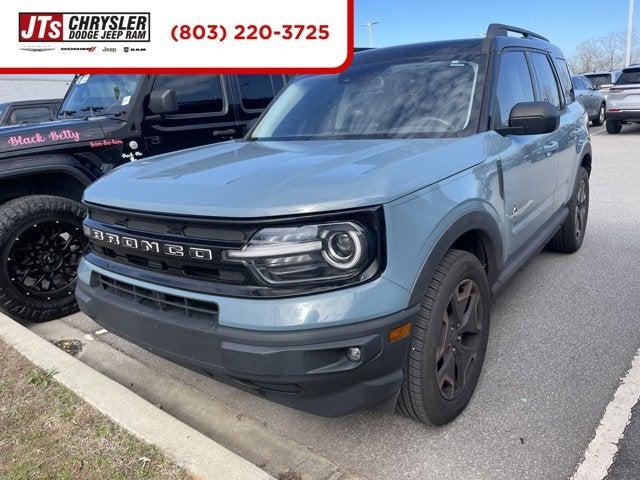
[0, 195, 86, 322]
[575, 177, 588, 240]
[6, 220, 85, 299]
[397, 249, 491, 425]
[436, 278, 483, 400]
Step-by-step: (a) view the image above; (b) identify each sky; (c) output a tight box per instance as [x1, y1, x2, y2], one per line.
[353, 0, 639, 57]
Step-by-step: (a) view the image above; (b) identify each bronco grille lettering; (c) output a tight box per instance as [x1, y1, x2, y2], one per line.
[85, 226, 215, 262]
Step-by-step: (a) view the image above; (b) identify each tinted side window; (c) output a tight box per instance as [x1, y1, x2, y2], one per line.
[495, 51, 535, 127]
[554, 58, 574, 104]
[9, 106, 51, 124]
[571, 77, 582, 90]
[529, 52, 561, 109]
[154, 75, 225, 114]
[237, 75, 275, 111]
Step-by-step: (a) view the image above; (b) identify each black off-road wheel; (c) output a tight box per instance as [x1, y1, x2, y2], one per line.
[592, 104, 605, 127]
[548, 167, 589, 254]
[606, 120, 622, 134]
[397, 249, 491, 425]
[0, 195, 86, 322]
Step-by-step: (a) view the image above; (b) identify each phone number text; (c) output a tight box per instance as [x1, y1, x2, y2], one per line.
[170, 24, 331, 42]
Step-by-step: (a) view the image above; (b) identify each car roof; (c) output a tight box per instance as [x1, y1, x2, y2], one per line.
[352, 25, 564, 66]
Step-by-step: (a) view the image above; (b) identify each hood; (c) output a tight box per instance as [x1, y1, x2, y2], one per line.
[0, 117, 108, 154]
[84, 137, 486, 218]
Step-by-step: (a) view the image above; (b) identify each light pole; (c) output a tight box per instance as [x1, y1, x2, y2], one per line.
[626, 0, 635, 66]
[363, 21, 379, 48]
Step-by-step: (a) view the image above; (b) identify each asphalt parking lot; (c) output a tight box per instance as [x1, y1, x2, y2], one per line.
[28, 124, 640, 480]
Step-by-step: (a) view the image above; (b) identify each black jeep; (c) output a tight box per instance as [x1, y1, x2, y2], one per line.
[0, 73, 287, 321]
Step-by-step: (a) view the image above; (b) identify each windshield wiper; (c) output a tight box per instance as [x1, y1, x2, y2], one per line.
[80, 105, 104, 116]
[58, 109, 77, 118]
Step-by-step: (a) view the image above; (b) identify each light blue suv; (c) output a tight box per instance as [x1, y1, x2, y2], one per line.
[76, 24, 592, 425]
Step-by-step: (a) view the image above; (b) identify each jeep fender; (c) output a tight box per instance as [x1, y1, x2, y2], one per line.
[0, 154, 96, 186]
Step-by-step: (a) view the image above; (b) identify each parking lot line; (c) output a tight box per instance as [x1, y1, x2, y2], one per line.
[591, 128, 607, 136]
[571, 348, 640, 480]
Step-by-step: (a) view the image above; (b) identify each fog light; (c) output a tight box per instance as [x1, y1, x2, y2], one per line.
[346, 347, 362, 362]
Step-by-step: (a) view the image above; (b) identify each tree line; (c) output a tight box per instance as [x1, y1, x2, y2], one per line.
[569, 30, 639, 74]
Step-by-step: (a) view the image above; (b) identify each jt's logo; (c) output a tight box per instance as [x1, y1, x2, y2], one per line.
[19, 13, 63, 42]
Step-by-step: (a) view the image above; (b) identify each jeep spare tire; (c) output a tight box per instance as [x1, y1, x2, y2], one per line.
[0, 195, 86, 322]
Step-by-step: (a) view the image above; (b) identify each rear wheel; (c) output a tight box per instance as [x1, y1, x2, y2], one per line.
[606, 119, 622, 134]
[396, 249, 490, 425]
[592, 104, 605, 127]
[0, 195, 86, 322]
[548, 167, 589, 254]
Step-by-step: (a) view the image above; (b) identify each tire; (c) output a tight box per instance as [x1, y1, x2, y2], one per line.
[548, 167, 589, 254]
[606, 120, 622, 134]
[0, 195, 86, 322]
[397, 249, 491, 425]
[592, 104, 605, 127]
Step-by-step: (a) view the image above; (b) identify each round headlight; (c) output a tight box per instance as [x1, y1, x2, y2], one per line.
[323, 230, 363, 269]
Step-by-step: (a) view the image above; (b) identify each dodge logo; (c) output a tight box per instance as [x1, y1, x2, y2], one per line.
[84, 226, 214, 261]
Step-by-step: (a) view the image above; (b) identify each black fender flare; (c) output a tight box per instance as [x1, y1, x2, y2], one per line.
[0, 154, 95, 187]
[408, 210, 503, 305]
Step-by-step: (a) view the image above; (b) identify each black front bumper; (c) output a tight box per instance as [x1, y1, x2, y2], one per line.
[76, 279, 418, 417]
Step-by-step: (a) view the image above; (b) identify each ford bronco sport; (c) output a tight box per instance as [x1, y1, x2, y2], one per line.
[77, 24, 592, 425]
[0, 73, 287, 321]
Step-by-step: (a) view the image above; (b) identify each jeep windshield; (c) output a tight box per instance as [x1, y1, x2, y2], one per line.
[58, 74, 143, 119]
[250, 55, 486, 140]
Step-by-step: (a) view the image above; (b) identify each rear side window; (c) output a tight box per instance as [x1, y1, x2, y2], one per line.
[154, 75, 225, 114]
[554, 58, 574, 104]
[529, 52, 561, 109]
[9, 106, 52, 124]
[573, 76, 588, 90]
[494, 51, 535, 127]
[237, 75, 277, 111]
[617, 68, 640, 85]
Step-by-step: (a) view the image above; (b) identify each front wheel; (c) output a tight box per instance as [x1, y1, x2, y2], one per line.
[0, 195, 86, 322]
[592, 104, 605, 127]
[606, 119, 622, 134]
[396, 249, 491, 425]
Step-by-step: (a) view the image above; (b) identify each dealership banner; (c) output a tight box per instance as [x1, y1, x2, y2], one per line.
[3, 0, 352, 73]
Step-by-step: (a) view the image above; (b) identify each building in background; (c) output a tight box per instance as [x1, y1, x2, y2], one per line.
[0, 75, 73, 103]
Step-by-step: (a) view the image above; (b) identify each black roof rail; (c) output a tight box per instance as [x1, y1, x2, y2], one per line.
[486, 23, 549, 42]
[481, 23, 549, 52]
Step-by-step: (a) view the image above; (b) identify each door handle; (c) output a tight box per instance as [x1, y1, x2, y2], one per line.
[543, 141, 559, 156]
[212, 128, 236, 137]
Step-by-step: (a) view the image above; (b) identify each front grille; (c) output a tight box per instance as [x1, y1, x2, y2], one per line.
[86, 204, 257, 287]
[99, 274, 218, 322]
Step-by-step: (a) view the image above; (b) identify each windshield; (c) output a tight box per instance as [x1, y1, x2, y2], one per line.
[584, 74, 611, 88]
[251, 56, 485, 140]
[58, 74, 143, 118]
[616, 68, 640, 85]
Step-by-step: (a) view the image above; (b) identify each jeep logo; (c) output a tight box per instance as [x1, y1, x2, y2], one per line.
[84, 226, 214, 261]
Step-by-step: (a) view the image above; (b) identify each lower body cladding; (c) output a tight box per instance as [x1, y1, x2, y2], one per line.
[75, 262, 418, 417]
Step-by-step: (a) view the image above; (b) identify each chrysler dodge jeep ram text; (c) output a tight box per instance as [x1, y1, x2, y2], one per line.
[0, 73, 288, 321]
[77, 25, 592, 425]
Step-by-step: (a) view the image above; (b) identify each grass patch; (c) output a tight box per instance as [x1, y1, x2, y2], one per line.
[0, 340, 193, 480]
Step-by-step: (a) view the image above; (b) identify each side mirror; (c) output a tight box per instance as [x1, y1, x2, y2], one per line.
[501, 101, 560, 136]
[148, 89, 178, 115]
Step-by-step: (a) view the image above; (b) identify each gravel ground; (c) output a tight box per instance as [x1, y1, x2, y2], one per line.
[40, 123, 640, 480]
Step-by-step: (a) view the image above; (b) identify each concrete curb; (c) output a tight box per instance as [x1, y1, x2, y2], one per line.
[0, 313, 273, 480]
